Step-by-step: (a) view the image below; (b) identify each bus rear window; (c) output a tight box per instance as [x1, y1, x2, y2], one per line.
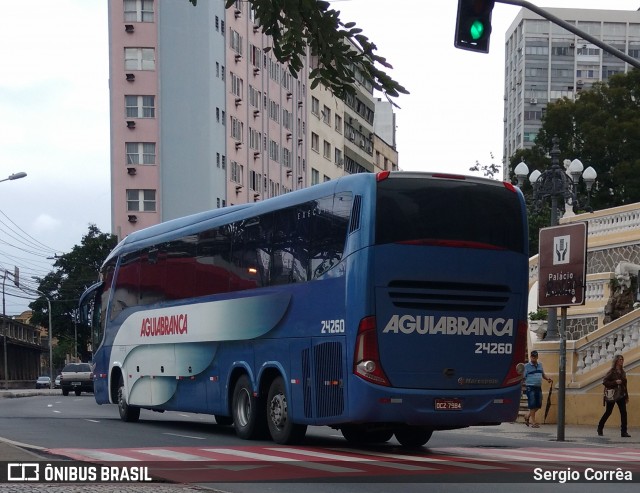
[375, 177, 525, 254]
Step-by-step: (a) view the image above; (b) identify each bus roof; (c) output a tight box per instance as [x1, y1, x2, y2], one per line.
[104, 171, 518, 265]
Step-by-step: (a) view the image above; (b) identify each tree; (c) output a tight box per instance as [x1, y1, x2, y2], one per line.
[469, 152, 500, 179]
[533, 70, 640, 210]
[188, 0, 408, 105]
[29, 225, 117, 366]
[506, 71, 640, 254]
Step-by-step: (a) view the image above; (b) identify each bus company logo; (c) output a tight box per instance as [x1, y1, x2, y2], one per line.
[7, 463, 39, 481]
[382, 315, 514, 337]
[140, 314, 188, 337]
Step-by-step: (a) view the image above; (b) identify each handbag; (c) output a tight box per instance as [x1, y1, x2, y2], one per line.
[604, 386, 623, 402]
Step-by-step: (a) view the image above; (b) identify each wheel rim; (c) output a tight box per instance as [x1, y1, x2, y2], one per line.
[235, 388, 251, 427]
[269, 393, 287, 430]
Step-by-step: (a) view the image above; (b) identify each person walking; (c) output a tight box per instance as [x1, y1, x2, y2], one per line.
[523, 350, 553, 428]
[598, 354, 631, 437]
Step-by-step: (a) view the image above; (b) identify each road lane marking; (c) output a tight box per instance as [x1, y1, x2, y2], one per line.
[162, 432, 206, 440]
[333, 448, 504, 470]
[135, 449, 212, 461]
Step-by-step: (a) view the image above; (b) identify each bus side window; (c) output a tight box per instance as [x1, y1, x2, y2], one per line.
[110, 252, 140, 320]
[310, 193, 351, 279]
[196, 226, 233, 296]
[270, 208, 307, 285]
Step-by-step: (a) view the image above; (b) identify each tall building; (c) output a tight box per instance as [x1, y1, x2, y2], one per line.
[109, 0, 397, 240]
[503, 7, 640, 178]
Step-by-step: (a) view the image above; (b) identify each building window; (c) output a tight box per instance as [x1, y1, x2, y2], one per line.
[311, 97, 319, 116]
[323, 140, 331, 159]
[311, 132, 319, 152]
[126, 95, 155, 118]
[335, 114, 342, 133]
[334, 148, 342, 166]
[124, 48, 155, 71]
[230, 29, 243, 55]
[124, 0, 154, 22]
[322, 105, 331, 125]
[127, 189, 156, 212]
[231, 73, 243, 98]
[231, 161, 243, 184]
[126, 142, 155, 165]
[311, 168, 320, 185]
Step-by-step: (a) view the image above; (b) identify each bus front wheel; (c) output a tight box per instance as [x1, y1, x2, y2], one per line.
[267, 377, 306, 444]
[232, 375, 266, 440]
[117, 377, 140, 422]
[394, 427, 432, 447]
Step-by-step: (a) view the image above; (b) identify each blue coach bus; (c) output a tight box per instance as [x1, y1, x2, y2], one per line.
[79, 171, 529, 446]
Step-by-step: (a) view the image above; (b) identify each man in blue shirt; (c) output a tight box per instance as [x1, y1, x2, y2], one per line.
[523, 350, 553, 428]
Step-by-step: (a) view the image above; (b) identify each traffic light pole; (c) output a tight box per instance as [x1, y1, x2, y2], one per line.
[495, 0, 640, 69]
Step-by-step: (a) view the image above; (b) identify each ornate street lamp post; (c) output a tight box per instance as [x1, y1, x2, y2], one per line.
[514, 136, 597, 339]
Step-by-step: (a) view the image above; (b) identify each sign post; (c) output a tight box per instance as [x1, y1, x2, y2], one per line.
[537, 222, 587, 441]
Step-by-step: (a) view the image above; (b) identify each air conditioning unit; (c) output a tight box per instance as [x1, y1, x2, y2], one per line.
[253, 67, 260, 75]
[530, 98, 538, 104]
[125, 73, 135, 82]
[253, 109, 260, 117]
[127, 167, 137, 175]
[235, 97, 242, 106]
[125, 24, 134, 33]
[235, 141, 242, 150]
[235, 54, 242, 62]
[234, 9, 241, 18]
[126, 121, 136, 129]
[127, 215, 137, 223]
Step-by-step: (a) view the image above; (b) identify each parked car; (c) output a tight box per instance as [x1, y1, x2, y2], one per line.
[35, 376, 51, 389]
[60, 363, 94, 396]
[54, 375, 61, 389]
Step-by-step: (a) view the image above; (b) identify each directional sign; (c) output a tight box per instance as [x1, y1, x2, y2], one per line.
[537, 222, 588, 308]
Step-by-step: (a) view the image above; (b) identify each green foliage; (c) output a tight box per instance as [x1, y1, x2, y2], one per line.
[188, 0, 408, 105]
[528, 308, 548, 321]
[29, 225, 117, 363]
[469, 152, 501, 179]
[507, 71, 640, 254]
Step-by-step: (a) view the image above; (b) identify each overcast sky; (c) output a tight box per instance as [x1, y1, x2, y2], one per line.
[0, 0, 638, 314]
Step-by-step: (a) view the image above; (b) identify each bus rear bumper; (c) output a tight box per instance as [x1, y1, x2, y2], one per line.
[344, 381, 521, 428]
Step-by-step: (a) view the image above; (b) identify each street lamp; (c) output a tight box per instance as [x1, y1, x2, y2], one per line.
[514, 135, 597, 339]
[0, 172, 27, 183]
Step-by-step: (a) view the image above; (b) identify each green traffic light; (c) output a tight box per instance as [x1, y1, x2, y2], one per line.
[470, 19, 485, 40]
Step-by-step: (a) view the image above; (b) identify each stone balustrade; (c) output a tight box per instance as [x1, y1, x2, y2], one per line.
[575, 310, 640, 375]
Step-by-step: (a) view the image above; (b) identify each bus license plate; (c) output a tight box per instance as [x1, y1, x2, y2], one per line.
[435, 398, 462, 410]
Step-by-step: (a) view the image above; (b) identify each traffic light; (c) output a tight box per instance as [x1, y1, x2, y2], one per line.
[454, 0, 495, 54]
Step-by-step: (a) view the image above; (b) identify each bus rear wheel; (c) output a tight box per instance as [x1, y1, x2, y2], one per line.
[232, 375, 266, 440]
[394, 427, 432, 447]
[267, 377, 306, 444]
[117, 377, 140, 422]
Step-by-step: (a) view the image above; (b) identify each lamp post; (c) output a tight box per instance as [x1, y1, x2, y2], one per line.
[514, 136, 597, 339]
[2, 272, 8, 390]
[1, 173, 27, 389]
[0, 172, 27, 183]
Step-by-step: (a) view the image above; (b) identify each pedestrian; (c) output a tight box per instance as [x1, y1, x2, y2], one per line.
[523, 350, 553, 428]
[597, 354, 631, 437]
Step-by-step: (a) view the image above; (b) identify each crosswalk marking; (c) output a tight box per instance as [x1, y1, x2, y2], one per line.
[330, 448, 503, 470]
[134, 449, 212, 461]
[202, 448, 361, 473]
[269, 447, 431, 471]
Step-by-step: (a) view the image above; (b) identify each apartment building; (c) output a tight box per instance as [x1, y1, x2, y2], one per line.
[503, 7, 640, 179]
[109, 0, 397, 239]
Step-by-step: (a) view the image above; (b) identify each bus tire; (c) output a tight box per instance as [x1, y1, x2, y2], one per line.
[394, 427, 432, 447]
[214, 415, 233, 426]
[267, 376, 306, 444]
[75, 389, 82, 396]
[62, 389, 69, 396]
[117, 377, 140, 423]
[232, 375, 266, 440]
[341, 426, 394, 444]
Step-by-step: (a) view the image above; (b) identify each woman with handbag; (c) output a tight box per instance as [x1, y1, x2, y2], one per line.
[597, 354, 631, 437]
